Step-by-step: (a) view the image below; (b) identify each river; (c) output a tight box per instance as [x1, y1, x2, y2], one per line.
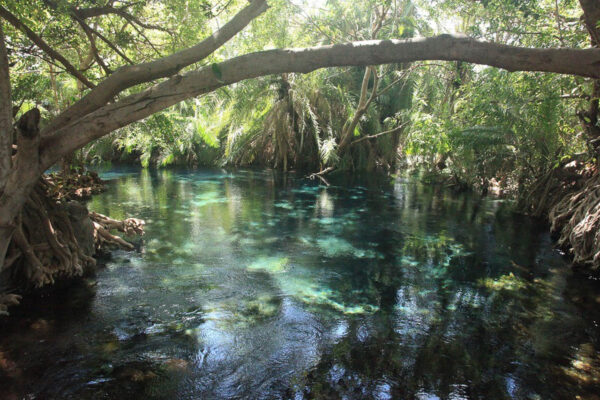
[1, 168, 599, 399]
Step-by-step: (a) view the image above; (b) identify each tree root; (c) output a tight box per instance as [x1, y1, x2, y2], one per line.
[90, 211, 145, 252]
[518, 160, 600, 270]
[0, 173, 144, 316]
[549, 173, 600, 269]
[517, 156, 590, 217]
[89, 212, 145, 237]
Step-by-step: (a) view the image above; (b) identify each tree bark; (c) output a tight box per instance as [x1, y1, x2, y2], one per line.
[0, 22, 12, 270]
[579, 0, 600, 46]
[0, 22, 11, 192]
[0, 109, 40, 270]
[339, 66, 377, 151]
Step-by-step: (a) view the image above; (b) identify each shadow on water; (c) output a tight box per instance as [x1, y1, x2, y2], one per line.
[0, 167, 599, 399]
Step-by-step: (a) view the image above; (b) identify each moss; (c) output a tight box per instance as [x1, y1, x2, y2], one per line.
[479, 273, 528, 292]
[246, 257, 290, 273]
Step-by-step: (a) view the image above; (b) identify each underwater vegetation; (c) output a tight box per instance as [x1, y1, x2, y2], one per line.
[0, 169, 599, 399]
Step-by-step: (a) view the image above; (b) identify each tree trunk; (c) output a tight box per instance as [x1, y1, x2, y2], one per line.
[339, 67, 376, 151]
[579, 0, 600, 46]
[0, 225, 13, 271]
[0, 110, 42, 272]
[578, 0, 600, 155]
[0, 22, 12, 271]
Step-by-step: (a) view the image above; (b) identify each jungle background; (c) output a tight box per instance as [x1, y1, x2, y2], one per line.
[4, 0, 594, 189]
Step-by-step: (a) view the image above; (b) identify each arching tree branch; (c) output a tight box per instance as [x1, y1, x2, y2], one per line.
[39, 35, 600, 170]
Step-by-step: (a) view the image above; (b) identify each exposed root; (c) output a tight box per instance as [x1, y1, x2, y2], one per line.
[90, 211, 145, 252]
[549, 173, 600, 269]
[517, 156, 590, 217]
[520, 159, 600, 270]
[90, 212, 145, 237]
[0, 173, 144, 316]
[4, 180, 97, 289]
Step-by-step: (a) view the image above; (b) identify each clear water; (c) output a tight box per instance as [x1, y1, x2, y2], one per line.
[1, 168, 599, 399]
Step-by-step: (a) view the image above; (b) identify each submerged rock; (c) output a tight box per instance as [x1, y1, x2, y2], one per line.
[114, 365, 159, 382]
[162, 358, 190, 372]
[29, 318, 52, 333]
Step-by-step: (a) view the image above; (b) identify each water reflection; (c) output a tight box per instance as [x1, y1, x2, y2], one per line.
[0, 168, 599, 399]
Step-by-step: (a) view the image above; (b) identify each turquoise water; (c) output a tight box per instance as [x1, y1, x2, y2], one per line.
[1, 168, 599, 399]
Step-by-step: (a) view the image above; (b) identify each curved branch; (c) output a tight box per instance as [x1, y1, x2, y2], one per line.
[0, 6, 95, 89]
[351, 123, 408, 145]
[78, 21, 112, 75]
[42, 0, 269, 135]
[97, 7, 172, 34]
[40, 35, 600, 170]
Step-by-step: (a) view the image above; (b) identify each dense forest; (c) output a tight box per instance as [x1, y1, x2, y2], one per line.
[1, 0, 600, 398]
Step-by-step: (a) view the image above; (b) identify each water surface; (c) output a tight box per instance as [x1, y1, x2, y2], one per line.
[1, 168, 599, 399]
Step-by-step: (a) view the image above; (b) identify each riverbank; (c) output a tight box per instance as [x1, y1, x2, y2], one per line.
[0, 171, 144, 316]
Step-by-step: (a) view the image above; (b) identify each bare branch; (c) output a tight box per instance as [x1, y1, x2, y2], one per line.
[306, 166, 334, 186]
[41, 0, 172, 33]
[351, 123, 408, 145]
[125, 20, 163, 57]
[76, 6, 172, 34]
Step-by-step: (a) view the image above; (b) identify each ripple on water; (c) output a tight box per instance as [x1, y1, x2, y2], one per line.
[1, 168, 599, 399]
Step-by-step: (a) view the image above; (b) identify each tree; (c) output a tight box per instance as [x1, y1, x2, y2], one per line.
[1, 0, 600, 273]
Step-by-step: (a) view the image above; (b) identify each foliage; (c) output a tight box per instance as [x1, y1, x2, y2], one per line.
[400, 0, 591, 193]
[1, 0, 596, 195]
